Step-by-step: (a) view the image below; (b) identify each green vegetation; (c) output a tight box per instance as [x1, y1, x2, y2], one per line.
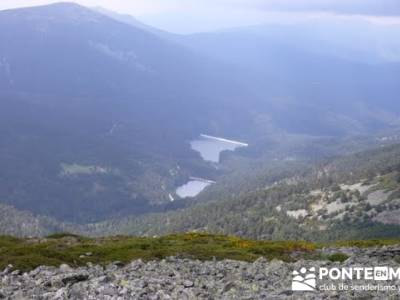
[331, 239, 400, 248]
[45, 232, 88, 240]
[0, 233, 313, 272]
[1, 233, 399, 272]
[327, 253, 350, 263]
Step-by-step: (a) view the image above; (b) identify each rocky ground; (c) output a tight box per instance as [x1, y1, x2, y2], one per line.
[1, 246, 400, 299]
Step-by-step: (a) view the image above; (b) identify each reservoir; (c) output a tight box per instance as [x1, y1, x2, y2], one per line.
[190, 134, 248, 163]
[175, 135, 248, 198]
[175, 180, 213, 198]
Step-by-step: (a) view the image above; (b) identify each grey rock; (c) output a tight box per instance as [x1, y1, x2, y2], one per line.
[1, 265, 13, 275]
[59, 264, 73, 273]
[68, 284, 86, 299]
[254, 273, 265, 281]
[10, 270, 21, 276]
[113, 261, 124, 267]
[222, 282, 236, 292]
[61, 272, 89, 285]
[102, 286, 117, 296]
[2, 246, 400, 299]
[183, 280, 194, 288]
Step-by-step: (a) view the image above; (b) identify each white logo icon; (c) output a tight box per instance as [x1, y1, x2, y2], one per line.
[292, 267, 316, 291]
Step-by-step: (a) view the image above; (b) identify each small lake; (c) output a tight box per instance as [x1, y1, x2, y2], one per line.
[175, 135, 248, 198]
[175, 180, 212, 198]
[190, 134, 248, 163]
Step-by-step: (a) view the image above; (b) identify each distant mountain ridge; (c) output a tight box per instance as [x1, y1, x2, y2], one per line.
[0, 2, 399, 228]
[0, 2, 247, 222]
[92, 6, 176, 40]
[97, 7, 400, 136]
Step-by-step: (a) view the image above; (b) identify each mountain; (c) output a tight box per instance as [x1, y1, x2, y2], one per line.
[178, 26, 400, 136]
[99, 9, 400, 136]
[92, 6, 176, 41]
[196, 21, 400, 65]
[0, 3, 252, 223]
[0, 3, 399, 228]
[87, 8, 400, 137]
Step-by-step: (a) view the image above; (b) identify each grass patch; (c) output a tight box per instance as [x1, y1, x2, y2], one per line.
[46, 232, 84, 240]
[0, 233, 315, 272]
[1, 233, 399, 272]
[327, 253, 350, 263]
[330, 239, 400, 248]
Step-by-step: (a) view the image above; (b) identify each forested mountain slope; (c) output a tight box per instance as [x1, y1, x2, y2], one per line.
[2, 143, 400, 240]
[84, 144, 400, 242]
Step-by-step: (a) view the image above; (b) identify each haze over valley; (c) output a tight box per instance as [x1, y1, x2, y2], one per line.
[0, 2, 399, 240]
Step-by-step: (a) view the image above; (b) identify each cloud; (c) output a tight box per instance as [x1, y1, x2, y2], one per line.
[0, 0, 399, 33]
[228, 0, 400, 17]
[1, 0, 399, 17]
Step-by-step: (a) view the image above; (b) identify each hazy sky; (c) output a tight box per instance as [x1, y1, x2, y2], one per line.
[0, 0, 399, 33]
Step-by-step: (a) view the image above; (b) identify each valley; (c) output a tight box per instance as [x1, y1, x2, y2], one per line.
[0, 3, 399, 244]
[0, 1, 399, 299]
